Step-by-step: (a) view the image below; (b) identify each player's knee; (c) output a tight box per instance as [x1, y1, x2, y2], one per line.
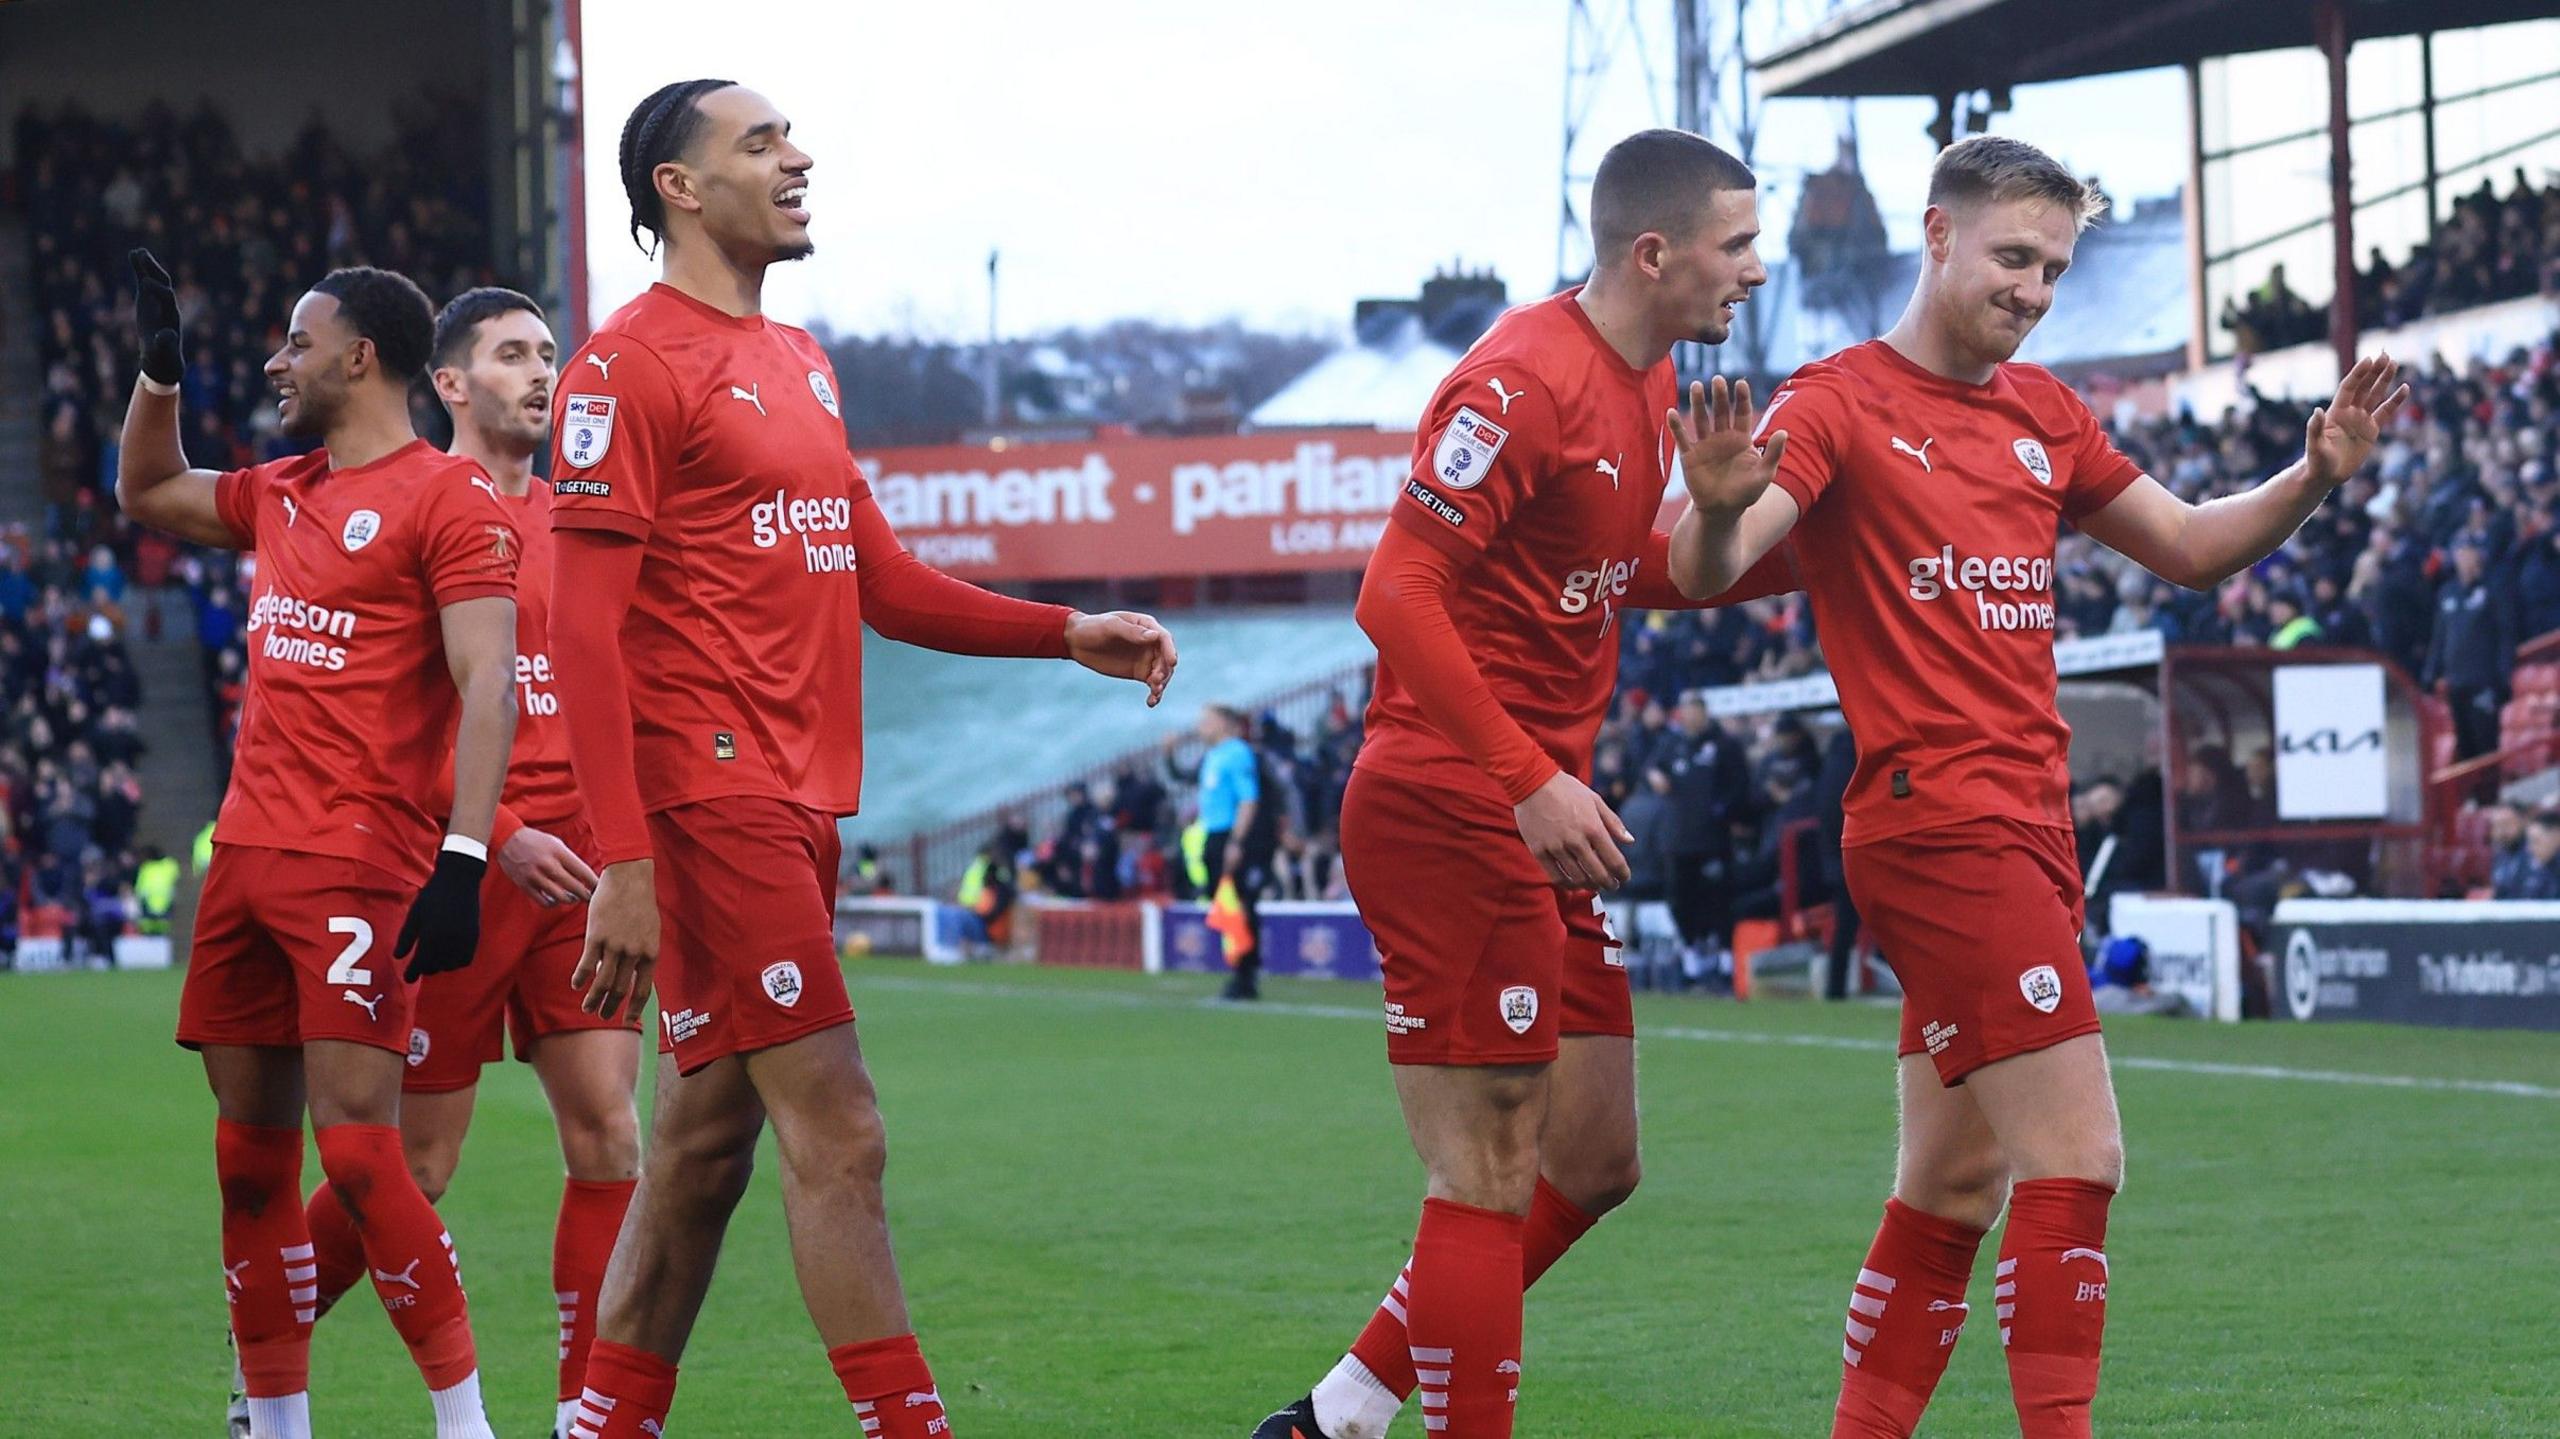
[1579, 1151, 1642, 1216]
[407, 1154, 455, 1205]
[1899, 1154, 2010, 1229]
[784, 1104, 890, 1199]
[558, 1105, 643, 1182]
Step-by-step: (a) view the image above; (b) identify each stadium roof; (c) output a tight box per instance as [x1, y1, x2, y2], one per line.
[1757, 0, 2550, 97]
[1248, 314, 1461, 430]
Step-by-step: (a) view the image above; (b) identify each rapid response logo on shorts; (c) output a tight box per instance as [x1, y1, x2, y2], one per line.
[1499, 985, 1538, 1035]
[762, 961, 805, 1008]
[2019, 964, 2063, 1014]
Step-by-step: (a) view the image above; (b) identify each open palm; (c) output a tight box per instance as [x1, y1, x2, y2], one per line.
[1669, 376, 1788, 516]
[2306, 351, 2410, 487]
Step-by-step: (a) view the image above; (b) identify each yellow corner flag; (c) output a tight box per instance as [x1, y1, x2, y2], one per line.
[1206, 875, 1254, 967]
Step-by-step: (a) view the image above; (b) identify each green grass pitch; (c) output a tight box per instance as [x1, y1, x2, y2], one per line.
[4, 961, 2555, 1436]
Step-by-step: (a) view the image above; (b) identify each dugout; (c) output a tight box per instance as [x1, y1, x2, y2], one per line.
[1754, 0, 2560, 376]
[0, 0, 590, 334]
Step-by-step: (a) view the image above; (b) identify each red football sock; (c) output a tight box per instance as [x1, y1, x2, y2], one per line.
[301, 1180, 369, 1321]
[829, 1333, 949, 1437]
[313, 1123, 478, 1390]
[215, 1119, 313, 1398]
[567, 1340, 677, 1439]
[1999, 1178, 2114, 1439]
[1348, 1176, 1595, 1399]
[1403, 1198, 1526, 1438]
[554, 1178, 638, 1402]
[1831, 1197, 1989, 1439]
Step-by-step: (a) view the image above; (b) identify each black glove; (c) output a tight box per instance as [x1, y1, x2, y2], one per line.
[397, 848, 486, 981]
[129, 248, 184, 387]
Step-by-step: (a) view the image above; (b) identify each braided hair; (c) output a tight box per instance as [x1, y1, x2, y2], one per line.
[620, 78, 736, 255]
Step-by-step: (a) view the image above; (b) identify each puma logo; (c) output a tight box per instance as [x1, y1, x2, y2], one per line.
[280, 496, 298, 526]
[1928, 1299, 1970, 1312]
[1485, 377, 1525, 414]
[1495, 1359, 1522, 1375]
[905, 1389, 943, 1407]
[583, 352, 618, 380]
[224, 1259, 250, 1294]
[373, 1259, 421, 1290]
[469, 475, 499, 499]
[1890, 435, 1935, 472]
[730, 383, 766, 416]
[2060, 1248, 2109, 1274]
[342, 989, 382, 1021]
[1594, 455, 1622, 490]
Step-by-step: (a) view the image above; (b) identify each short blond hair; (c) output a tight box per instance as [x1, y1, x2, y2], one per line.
[1928, 135, 2108, 232]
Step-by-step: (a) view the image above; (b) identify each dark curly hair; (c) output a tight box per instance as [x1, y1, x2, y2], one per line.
[309, 266, 435, 380]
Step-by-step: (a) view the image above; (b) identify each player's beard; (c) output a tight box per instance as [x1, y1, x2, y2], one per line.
[279, 370, 342, 440]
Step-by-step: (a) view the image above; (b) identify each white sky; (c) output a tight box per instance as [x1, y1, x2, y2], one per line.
[576, 1, 2470, 340]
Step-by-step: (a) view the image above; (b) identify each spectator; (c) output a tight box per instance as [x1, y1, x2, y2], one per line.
[2492, 810, 2560, 899]
[2426, 540, 2506, 758]
[1662, 695, 1748, 981]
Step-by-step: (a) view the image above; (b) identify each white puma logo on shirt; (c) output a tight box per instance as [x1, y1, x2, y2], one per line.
[1485, 377, 1525, 414]
[1594, 455, 1622, 490]
[1891, 435, 1935, 472]
[584, 352, 618, 380]
[731, 383, 766, 416]
[280, 496, 298, 526]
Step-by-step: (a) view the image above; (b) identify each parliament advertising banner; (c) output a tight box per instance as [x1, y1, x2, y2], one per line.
[2269, 899, 2560, 1031]
[2272, 663, 2388, 820]
[858, 431, 1418, 580]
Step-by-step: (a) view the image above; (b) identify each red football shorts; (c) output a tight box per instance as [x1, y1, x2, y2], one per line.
[1340, 767, 1631, 1066]
[404, 814, 639, 1093]
[649, 796, 850, 1075]
[1844, 816, 2101, 1086]
[177, 844, 418, 1056]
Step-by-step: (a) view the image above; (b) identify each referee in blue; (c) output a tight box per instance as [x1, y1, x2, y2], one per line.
[1166, 702, 1271, 1000]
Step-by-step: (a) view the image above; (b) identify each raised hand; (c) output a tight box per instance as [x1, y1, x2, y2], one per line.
[128, 248, 184, 387]
[2305, 351, 2410, 488]
[1668, 376, 1788, 517]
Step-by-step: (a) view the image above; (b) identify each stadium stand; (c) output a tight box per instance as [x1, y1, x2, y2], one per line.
[2226, 167, 2560, 353]
[5, 96, 496, 964]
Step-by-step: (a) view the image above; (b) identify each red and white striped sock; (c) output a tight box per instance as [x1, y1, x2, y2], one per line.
[1403, 1198, 1525, 1438]
[554, 1178, 638, 1405]
[1322, 1179, 1595, 1436]
[1999, 1178, 2114, 1439]
[567, 1340, 676, 1438]
[1831, 1197, 1988, 1439]
[300, 1179, 370, 1320]
[313, 1123, 479, 1392]
[829, 1333, 949, 1437]
[215, 1120, 313, 1405]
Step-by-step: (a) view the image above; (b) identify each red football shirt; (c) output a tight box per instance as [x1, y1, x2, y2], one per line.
[1359, 289, 1795, 804]
[1765, 340, 2142, 844]
[494, 477, 576, 826]
[212, 440, 522, 883]
[548, 284, 874, 816]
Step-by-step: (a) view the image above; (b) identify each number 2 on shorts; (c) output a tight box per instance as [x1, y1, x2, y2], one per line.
[327, 916, 375, 986]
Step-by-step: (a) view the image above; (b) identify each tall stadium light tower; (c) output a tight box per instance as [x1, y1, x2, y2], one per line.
[1556, 0, 1669, 289]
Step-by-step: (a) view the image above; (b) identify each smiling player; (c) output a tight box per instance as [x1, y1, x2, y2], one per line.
[550, 80, 1179, 1439]
[1665, 135, 2406, 1439]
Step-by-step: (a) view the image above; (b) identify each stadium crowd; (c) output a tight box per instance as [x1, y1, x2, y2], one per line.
[7, 97, 496, 964]
[0, 528, 171, 962]
[2223, 166, 2560, 354]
